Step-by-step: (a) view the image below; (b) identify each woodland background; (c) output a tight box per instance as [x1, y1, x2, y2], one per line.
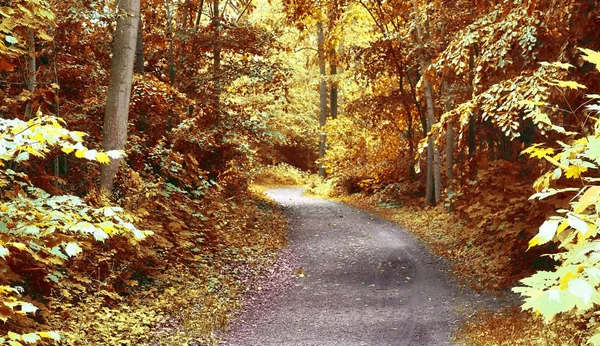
[1, 0, 600, 345]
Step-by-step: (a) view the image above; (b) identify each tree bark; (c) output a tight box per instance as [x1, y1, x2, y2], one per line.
[317, 20, 327, 178]
[100, 0, 140, 194]
[165, 0, 176, 85]
[135, 16, 144, 74]
[178, 0, 190, 71]
[212, 0, 222, 115]
[24, 29, 36, 119]
[445, 96, 454, 194]
[329, 47, 338, 120]
[412, 0, 440, 204]
[424, 79, 440, 204]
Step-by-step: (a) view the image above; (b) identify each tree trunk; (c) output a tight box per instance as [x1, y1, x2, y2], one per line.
[212, 0, 222, 115]
[24, 29, 36, 119]
[445, 101, 454, 194]
[100, 0, 140, 194]
[178, 0, 190, 71]
[424, 79, 440, 204]
[317, 20, 327, 178]
[468, 115, 476, 158]
[412, 0, 440, 204]
[329, 47, 338, 120]
[165, 0, 176, 85]
[135, 16, 144, 74]
[468, 44, 478, 159]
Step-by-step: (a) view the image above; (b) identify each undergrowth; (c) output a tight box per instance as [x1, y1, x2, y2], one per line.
[252, 163, 313, 187]
[26, 188, 288, 345]
[456, 306, 591, 345]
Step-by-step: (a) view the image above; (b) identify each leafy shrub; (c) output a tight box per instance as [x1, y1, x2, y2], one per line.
[0, 114, 150, 343]
[252, 163, 312, 186]
[513, 49, 600, 345]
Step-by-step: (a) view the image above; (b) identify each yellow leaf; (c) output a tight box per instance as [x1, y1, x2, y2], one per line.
[565, 165, 587, 179]
[559, 272, 578, 290]
[9, 243, 27, 251]
[30, 131, 45, 144]
[518, 100, 549, 107]
[95, 152, 110, 164]
[25, 147, 44, 157]
[527, 236, 539, 250]
[579, 48, 600, 72]
[574, 186, 600, 213]
[556, 220, 569, 235]
[74, 149, 87, 158]
[528, 147, 555, 159]
[61, 146, 74, 154]
[7, 331, 21, 340]
[38, 331, 60, 341]
[556, 80, 587, 90]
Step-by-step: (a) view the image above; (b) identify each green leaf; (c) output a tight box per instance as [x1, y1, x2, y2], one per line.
[64, 242, 82, 257]
[568, 278, 594, 305]
[21, 333, 40, 344]
[537, 220, 559, 244]
[20, 302, 37, 314]
[4, 36, 17, 44]
[0, 246, 9, 258]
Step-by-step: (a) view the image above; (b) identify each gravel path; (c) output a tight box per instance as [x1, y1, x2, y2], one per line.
[223, 188, 496, 346]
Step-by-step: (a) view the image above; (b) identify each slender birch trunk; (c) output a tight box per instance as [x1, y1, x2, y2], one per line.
[317, 20, 328, 178]
[100, 0, 140, 193]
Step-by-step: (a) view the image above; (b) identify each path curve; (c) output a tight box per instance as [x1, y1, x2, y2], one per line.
[223, 188, 491, 346]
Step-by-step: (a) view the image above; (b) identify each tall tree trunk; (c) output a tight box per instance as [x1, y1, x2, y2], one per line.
[135, 16, 144, 74]
[100, 0, 140, 194]
[468, 44, 478, 159]
[24, 29, 36, 119]
[317, 20, 327, 178]
[329, 47, 338, 120]
[51, 40, 64, 178]
[165, 0, 176, 85]
[445, 96, 454, 195]
[178, 0, 190, 71]
[412, 0, 440, 204]
[424, 80, 440, 204]
[212, 0, 222, 116]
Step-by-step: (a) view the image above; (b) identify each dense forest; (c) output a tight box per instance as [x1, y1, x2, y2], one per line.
[1, 0, 600, 344]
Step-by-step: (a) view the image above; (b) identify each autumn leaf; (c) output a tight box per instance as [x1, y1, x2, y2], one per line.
[95, 152, 110, 164]
[64, 242, 82, 257]
[74, 149, 87, 158]
[564, 165, 587, 179]
[579, 47, 600, 71]
[0, 58, 16, 72]
[555, 80, 587, 90]
[38, 331, 60, 341]
[574, 186, 600, 213]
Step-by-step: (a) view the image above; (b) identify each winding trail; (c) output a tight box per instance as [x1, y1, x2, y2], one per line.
[224, 188, 494, 346]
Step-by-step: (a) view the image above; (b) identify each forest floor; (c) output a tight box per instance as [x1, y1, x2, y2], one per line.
[222, 188, 502, 345]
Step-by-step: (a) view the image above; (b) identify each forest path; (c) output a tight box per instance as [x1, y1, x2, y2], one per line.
[223, 188, 494, 346]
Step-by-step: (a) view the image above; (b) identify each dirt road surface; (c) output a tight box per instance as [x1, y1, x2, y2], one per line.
[223, 188, 494, 346]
